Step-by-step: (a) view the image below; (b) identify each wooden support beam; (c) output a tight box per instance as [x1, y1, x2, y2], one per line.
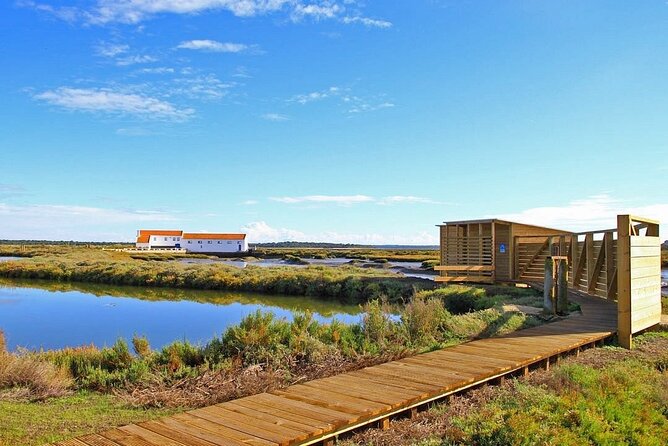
[604, 232, 615, 300]
[617, 215, 632, 349]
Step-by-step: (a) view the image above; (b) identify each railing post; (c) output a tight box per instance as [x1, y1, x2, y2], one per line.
[617, 215, 632, 349]
[544, 258, 555, 314]
[557, 258, 569, 314]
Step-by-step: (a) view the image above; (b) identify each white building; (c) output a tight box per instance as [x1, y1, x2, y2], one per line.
[182, 233, 248, 253]
[135, 229, 248, 253]
[135, 230, 183, 249]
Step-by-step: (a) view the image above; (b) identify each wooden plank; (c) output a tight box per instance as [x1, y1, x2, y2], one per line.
[231, 397, 336, 432]
[629, 236, 661, 247]
[77, 435, 122, 446]
[434, 265, 494, 271]
[101, 429, 161, 446]
[222, 400, 321, 436]
[118, 425, 192, 446]
[630, 246, 661, 257]
[251, 393, 355, 424]
[195, 406, 305, 444]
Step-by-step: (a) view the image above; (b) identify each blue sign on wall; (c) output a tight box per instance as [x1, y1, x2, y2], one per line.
[499, 243, 506, 253]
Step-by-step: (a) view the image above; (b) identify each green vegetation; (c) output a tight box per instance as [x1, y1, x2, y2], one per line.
[343, 332, 668, 446]
[255, 247, 439, 262]
[0, 392, 176, 446]
[0, 246, 432, 304]
[0, 284, 543, 408]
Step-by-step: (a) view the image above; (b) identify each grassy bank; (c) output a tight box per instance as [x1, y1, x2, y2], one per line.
[0, 285, 546, 445]
[0, 247, 432, 304]
[0, 392, 176, 446]
[254, 247, 439, 262]
[343, 331, 668, 446]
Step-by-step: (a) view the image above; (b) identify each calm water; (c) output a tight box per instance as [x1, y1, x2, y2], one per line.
[0, 278, 362, 352]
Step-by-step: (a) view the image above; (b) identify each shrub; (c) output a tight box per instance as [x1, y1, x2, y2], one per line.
[101, 340, 133, 371]
[0, 330, 6, 355]
[0, 352, 71, 400]
[401, 296, 450, 346]
[221, 310, 290, 366]
[361, 299, 393, 349]
[132, 335, 151, 358]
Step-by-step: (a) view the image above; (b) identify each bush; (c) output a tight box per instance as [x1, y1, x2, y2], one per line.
[401, 296, 451, 346]
[0, 352, 72, 400]
[132, 335, 151, 358]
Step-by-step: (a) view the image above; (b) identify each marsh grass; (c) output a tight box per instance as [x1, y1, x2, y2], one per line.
[0, 247, 431, 303]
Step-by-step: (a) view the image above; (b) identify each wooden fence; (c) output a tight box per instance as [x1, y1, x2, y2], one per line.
[512, 215, 661, 348]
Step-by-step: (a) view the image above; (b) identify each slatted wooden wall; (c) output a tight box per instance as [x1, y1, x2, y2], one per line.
[617, 215, 662, 349]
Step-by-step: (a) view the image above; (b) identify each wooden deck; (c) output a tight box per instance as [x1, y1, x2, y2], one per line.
[53, 293, 617, 446]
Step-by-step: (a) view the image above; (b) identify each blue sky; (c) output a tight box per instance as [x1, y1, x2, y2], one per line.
[1, 0, 667, 243]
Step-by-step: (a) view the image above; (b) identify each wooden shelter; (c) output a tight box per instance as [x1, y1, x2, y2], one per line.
[435, 219, 572, 283]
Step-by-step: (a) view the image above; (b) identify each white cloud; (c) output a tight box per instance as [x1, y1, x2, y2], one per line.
[261, 113, 289, 121]
[176, 40, 250, 53]
[34, 87, 194, 121]
[242, 200, 259, 205]
[292, 3, 342, 21]
[139, 67, 175, 74]
[348, 101, 394, 113]
[0, 203, 179, 241]
[170, 74, 234, 100]
[341, 16, 392, 28]
[87, 0, 292, 23]
[495, 194, 668, 234]
[115, 54, 158, 66]
[22, 1, 393, 29]
[379, 196, 437, 205]
[289, 86, 395, 113]
[95, 42, 129, 58]
[269, 194, 439, 206]
[270, 195, 374, 205]
[290, 86, 340, 104]
[242, 221, 438, 245]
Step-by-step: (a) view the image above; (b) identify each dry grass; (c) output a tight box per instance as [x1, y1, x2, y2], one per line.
[121, 351, 404, 408]
[0, 353, 72, 401]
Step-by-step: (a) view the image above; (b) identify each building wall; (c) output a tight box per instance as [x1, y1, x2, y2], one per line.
[183, 238, 248, 253]
[146, 235, 182, 248]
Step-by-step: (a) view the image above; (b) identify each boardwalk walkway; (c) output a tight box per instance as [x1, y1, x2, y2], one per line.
[54, 292, 617, 446]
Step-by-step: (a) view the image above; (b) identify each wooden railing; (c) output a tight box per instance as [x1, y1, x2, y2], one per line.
[617, 215, 662, 348]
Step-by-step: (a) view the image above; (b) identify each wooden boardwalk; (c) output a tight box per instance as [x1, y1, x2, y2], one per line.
[53, 293, 617, 446]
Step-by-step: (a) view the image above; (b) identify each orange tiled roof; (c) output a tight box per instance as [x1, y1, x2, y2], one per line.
[182, 233, 246, 240]
[136, 229, 183, 243]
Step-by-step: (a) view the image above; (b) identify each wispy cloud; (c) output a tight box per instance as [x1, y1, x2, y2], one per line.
[270, 194, 438, 206]
[170, 74, 234, 100]
[289, 86, 394, 113]
[261, 113, 289, 121]
[242, 221, 438, 245]
[271, 194, 374, 205]
[176, 39, 251, 53]
[115, 54, 158, 66]
[379, 196, 438, 205]
[95, 42, 129, 58]
[495, 194, 668, 233]
[21, 0, 392, 29]
[291, 3, 342, 21]
[0, 203, 180, 241]
[138, 67, 175, 74]
[241, 200, 259, 205]
[341, 16, 392, 28]
[34, 87, 194, 121]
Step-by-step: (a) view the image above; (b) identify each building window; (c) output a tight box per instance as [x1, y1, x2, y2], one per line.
[188, 241, 191, 244]
[218, 241, 222, 244]
[164, 237, 167, 241]
[207, 241, 212, 244]
[153, 237, 157, 241]
[198, 241, 202, 244]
